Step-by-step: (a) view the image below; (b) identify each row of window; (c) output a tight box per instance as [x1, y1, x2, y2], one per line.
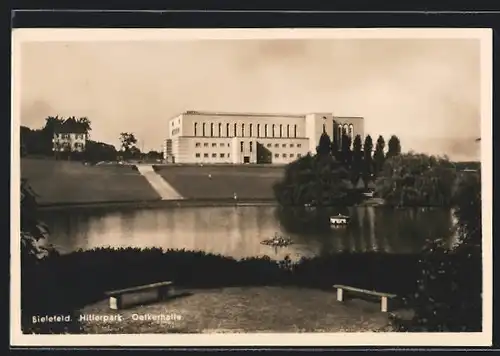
[193, 152, 302, 159]
[52, 142, 85, 151]
[265, 143, 302, 148]
[335, 124, 355, 142]
[193, 122, 299, 138]
[194, 142, 302, 149]
[196, 153, 231, 158]
[195, 142, 230, 148]
[56, 133, 86, 140]
[275, 153, 302, 159]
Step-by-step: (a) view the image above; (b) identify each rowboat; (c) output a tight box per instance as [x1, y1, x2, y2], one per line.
[330, 214, 350, 226]
[261, 233, 294, 247]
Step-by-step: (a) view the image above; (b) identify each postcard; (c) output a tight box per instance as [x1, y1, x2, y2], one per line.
[11, 27, 492, 347]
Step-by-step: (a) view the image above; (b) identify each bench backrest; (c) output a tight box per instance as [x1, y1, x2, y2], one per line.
[105, 281, 173, 296]
[334, 284, 396, 298]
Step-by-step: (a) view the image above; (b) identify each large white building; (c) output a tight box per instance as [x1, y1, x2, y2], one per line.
[165, 111, 364, 164]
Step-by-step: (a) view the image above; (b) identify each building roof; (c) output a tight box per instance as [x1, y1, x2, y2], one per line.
[333, 116, 364, 120]
[54, 120, 88, 134]
[170, 110, 364, 122]
[182, 110, 306, 118]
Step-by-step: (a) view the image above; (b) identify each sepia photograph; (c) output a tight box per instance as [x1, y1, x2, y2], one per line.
[11, 28, 492, 347]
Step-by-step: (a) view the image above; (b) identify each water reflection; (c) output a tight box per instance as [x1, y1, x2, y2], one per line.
[40, 206, 455, 261]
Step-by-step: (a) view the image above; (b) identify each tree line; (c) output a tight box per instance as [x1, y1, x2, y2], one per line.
[21, 116, 163, 163]
[275, 128, 464, 208]
[318, 130, 402, 185]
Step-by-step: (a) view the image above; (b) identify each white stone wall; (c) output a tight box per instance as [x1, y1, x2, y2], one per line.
[166, 111, 364, 163]
[176, 111, 306, 139]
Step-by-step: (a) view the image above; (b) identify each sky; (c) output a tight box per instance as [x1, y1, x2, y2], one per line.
[19, 37, 481, 161]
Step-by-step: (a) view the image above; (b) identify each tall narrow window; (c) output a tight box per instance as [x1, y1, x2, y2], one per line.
[218, 123, 222, 137]
[272, 124, 275, 137]
[226, 123, 230, 137]
[287, 124, 290, 138]
[202, 123, 206, 137]
[234, 123, 237, 137]
[210, 123, 214, 137]
[257, 124, 260, 138]
[279, 124, 283, 138]
[294, 125, 297, 138]
[242, 124, 245, 137]
[249, 124, 253, 137]
[264, 124, 268, 138]
[194, 123, 198, 136]
[250, 141, 253, 152]
[240, 141, 244, 152]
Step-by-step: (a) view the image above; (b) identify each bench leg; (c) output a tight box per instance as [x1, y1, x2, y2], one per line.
[109, 296, 122, 310]
[381, 296, 388, 312]
[337, 288, 343, 302]
[158, 286, 174, 300]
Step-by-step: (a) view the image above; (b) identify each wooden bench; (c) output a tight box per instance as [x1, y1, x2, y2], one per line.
[333, 284, 397, 312]
[105, 281, 174, 310]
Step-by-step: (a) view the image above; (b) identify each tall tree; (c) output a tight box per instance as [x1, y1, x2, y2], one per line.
[316, 132, 332, 157]
[41, 116, 64, 155]
[119, 132, 138, 151]
[273, 153, 351, 208]
[386, 135, 402, 159]
[119, 133, 138, 160]
[375, 153, 457, 207]
[373, 135, 386, 176]
[330, 139, 340, 161]
[363, 135, 374, 186]
[400, 171, 481, 332]
[351, 134, 363, 182]
[42, 116, 64, 134]
[340, 130, 352, 167]
[77, 117, 92, 136]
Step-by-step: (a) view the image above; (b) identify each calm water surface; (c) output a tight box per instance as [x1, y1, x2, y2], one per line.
[40, 206, 456, 261]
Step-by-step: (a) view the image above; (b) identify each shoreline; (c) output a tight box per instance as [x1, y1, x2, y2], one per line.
[37, 197, 390, 211]
[38, 199, 279, 211]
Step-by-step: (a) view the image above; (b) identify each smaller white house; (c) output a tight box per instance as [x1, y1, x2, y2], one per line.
[52, 122, 88, 153]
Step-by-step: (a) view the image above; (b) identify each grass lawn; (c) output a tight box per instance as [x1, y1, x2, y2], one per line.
[21, 158, 161, 205]
[79, 286, 395, 333]
[154, 165, 285, 200]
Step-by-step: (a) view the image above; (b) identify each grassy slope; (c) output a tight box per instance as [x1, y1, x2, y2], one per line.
[80, 286, 394, 333]
[155, 165, 285, 200]
[21, 158, 161, 204]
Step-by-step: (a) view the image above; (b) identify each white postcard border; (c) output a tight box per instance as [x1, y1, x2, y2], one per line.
[10, 28, 493, 347]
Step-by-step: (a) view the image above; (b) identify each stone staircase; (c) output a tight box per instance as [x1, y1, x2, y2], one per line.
[136, 165, 184, 200]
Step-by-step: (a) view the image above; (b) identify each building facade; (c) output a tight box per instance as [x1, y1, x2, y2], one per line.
[52, 132, 87, 152]
[163, 139, 174, 163]
[166, 111, 364, 164]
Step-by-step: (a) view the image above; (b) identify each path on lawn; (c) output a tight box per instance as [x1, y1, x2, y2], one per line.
[80, 286, 396, 334]
[136, 165, 184, 200]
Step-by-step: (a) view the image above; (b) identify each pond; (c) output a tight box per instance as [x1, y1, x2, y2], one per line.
[40, 205, 457, 261]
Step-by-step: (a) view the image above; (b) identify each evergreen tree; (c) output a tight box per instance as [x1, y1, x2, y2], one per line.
[387, 135, 402, 159]
[341, 130, 352, 167]
[316, 132, 332, 157]
[330, 139, 339, 161]
[363, 135, 374, 186]
[352, 134, 363, 182]
[373, 135, 386, 176]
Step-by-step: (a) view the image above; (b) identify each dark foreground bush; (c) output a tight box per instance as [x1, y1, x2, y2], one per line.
[21, 246, 477, 333]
